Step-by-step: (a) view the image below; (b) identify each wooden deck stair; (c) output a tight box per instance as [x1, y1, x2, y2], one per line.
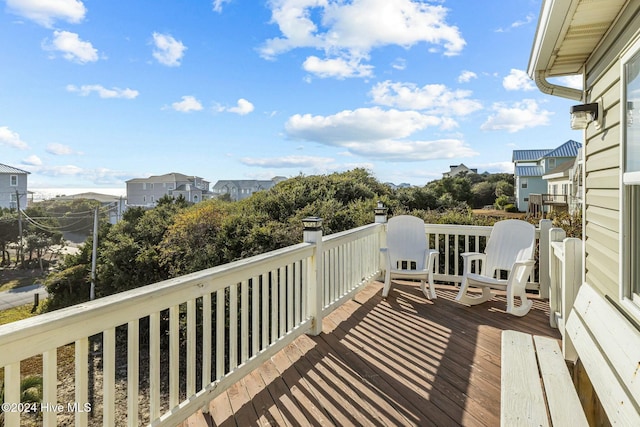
[181, 281, 559, 427]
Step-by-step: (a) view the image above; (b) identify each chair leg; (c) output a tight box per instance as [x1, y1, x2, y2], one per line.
[382, 270, 392, 298]
[419, 280, 436, 300]
[506, 283, 533, 317]
[455, 276, 493, 306]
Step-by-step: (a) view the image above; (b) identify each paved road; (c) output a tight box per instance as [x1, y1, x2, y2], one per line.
[0, 284, 48, 311]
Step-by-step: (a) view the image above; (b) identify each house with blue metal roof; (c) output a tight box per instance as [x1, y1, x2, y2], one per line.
[512, 140, 581, 212]
[0, 163, 30, 209]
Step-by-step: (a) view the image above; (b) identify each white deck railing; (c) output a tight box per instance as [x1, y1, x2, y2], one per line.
[425, 221, 551, 292]
[0, 218, 559, 426]
[548, 227, 582, 358]
[0, 223, 383, 427]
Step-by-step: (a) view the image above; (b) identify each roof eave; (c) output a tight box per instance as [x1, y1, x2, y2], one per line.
[528, 0, 583, 101]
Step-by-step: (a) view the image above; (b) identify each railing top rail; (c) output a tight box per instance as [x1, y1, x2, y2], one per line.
[322, 222, 383, 250]
[423, 223, 493, 234]
[0, 241, 314, 367]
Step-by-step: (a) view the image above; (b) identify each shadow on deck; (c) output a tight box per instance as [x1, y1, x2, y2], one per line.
[183, 281, 559, 427]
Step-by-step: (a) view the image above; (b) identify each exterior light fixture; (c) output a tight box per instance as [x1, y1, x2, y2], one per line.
[374, 201, 388, 216]
[374, 201, 388, 224]
[570, 101, 601, 130]
[302, 216, 323, 231]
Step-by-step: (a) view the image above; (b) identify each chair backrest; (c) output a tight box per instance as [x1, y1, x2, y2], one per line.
[484, 219, 535, 276]
[387, 215, 428, 270]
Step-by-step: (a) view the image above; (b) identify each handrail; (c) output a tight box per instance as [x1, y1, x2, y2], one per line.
[0, 222, 383, 427]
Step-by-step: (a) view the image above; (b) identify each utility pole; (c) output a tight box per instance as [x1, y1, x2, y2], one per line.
[16, 190, 24, 268]
[90, 206, 98, 300]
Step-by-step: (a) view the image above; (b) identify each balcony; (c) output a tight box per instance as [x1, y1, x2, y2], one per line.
[528, 193, 568, 218]
[0, 219, 563, 427]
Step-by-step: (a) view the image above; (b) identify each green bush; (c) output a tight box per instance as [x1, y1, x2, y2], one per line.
[503, 204, 518, 212]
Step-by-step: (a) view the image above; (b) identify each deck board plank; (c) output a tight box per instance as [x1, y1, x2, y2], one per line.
[185, 281, 560, 427]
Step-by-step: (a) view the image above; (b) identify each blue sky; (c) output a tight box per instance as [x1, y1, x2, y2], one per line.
[0, 0, 583, 196]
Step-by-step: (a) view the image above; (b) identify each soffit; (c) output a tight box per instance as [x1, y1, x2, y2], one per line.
[530, 0, 627, 77]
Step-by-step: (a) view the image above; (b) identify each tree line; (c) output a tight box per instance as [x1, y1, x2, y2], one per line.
[42, 169, 513, 310]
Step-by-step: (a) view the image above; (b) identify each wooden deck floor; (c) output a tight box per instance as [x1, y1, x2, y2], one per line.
[182, 281, 560, 427]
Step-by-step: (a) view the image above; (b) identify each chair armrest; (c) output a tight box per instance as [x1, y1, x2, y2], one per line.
[509, 259, 536, 285]
[461, 252, 485, 275]
[460, 251, 484, 261]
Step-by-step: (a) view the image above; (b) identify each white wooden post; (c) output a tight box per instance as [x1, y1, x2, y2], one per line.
[548, 227, 566, 328]
[562, 237, 581, 361]
[303, 217, 324, 336]
[374, 202, 388, 281]
[538, 219, 552, 299]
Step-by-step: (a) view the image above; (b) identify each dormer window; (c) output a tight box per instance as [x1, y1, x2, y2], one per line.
[548, 158, 556, 170]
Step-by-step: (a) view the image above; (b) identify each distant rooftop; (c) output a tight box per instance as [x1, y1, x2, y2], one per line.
[515, 165, 545, 177]
[543, 139, 582, 158]
[0, 163, 30, 174]
[512, 149, 552, 162]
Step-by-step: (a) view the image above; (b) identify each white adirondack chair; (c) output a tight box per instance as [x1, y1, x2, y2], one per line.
[455, 219, 536, 316]
[381, 215, 438, 299]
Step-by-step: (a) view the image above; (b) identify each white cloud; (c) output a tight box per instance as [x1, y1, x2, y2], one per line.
[227, 98, 254, 115]
[29, 164, 130, 185]
[370, 81, 482, 116]
[46, 143, 79, 155]
[0, 126, 29, 150]
[481, 99, 553, 133]
[303, 56, 374, 79]
[240, 155, 335, 168]
[555, 75, 583, 90]
[212, 0, 232, 13]
[286, 107, 441, 143]
[260, 0, 465, 79]
[476, 161, 514, 173]
[284, 107, 477, 161]
[22, 155, 42, 166]
[496, 13, 535, 32]
[6, 0, 86, 28]
[458, 70, 477, 83]
[391, 58, 406, 70]
[44, 30, 98, 63]
[152, 33, 186, 67]
[503, 69, 535, 91]
[66, 84, 139, 99]
[171, 96, 203, 112]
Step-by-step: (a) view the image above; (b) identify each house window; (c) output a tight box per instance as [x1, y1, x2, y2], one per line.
[10, 175, 17, 186]
[548, 158, 556, 170]
[622, 39, 640, 310]
[521, 178, 528, 189]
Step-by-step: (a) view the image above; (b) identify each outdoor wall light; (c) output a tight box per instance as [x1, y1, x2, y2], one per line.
[302, 216, 323, 231]
[570, 101, 601, 130]
[374, 201, 388, 216]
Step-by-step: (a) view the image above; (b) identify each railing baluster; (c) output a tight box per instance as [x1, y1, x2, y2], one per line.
[169, 305, 179, 408]
[103, 328, 116, 427]
[216, 289, 225, 380]
[251, 277, 259, 357]
[241, 280, 249, 363]
[261, 273, 268, 350]
[150, 312, 160, 420]
[127, 320, 139, 427]
[270, 270, 278, 344]
[229, 284, 238, 370]
[279, 267, 286, 338]
[42, 349, 57, 427]
[202, 293, 212, 388]
[4, 362, 20, 426]
[301, 258, 308, 321]
[187, 298, 196, 397]
[287, 264, 294, 331]
[75, 337, 89, 427]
